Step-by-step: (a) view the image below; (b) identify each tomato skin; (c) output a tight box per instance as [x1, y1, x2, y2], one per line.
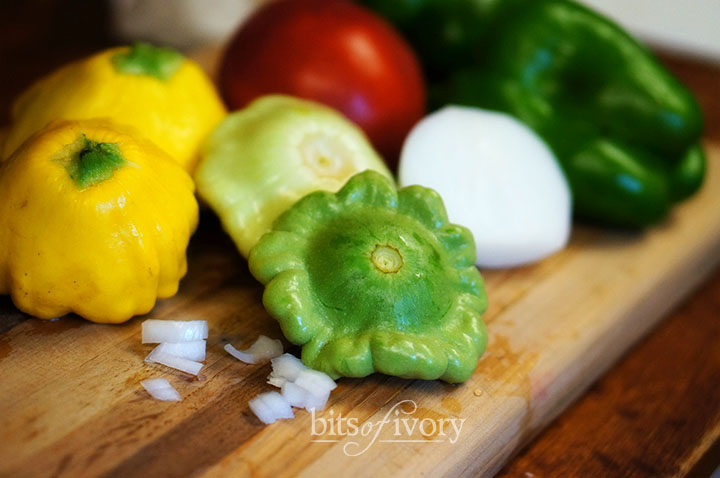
[219, 0, 426, 167]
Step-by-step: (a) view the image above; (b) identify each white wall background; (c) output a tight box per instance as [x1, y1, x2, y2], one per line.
[111, 0, 720, 63]
[578, 0, 720, 63]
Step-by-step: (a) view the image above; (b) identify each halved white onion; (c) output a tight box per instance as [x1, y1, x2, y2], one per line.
[399, 106, 572, 268]
[225, 335, 283, 364]
[249, 391, 294, 424]
[142, 320, 208, 344]
[140, 378, 182, 402]
[152, 340, 207, 361]
[145, 348, 204, 375]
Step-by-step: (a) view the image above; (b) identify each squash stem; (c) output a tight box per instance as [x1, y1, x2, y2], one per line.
[112, 42, 184, 81]
[63, 134, 126, 189]
[371, 244, 403, 273]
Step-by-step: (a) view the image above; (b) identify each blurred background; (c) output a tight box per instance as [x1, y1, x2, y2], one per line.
[581, 0, 720, 63]
[106, 0, 720, 62]
[1, 0, 718, 130]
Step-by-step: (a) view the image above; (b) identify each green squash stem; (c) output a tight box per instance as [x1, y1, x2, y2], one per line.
[112, 42, 184, 81]
[60, 134, 126, 189]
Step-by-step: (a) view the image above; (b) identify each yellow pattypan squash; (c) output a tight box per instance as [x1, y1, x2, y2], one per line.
[2, 43, 226, 172]
[0, 119, 199, 323]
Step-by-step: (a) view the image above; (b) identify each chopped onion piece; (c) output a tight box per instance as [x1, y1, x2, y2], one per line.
[140, 378, 182, 402]
[224, 343, 254, 363]
[225, 335, 283, 364]
[282, 381, 330, 411]
[142, 320, 208, 344]
[280, 381, 307, 408]
[267, 374, 287, 389]
[249, 391, 294, 424]
[246, 335, 284, 361]
[304, 391, 330, 411]
[270, 353, 307, 382]
[146, 348, 204, 375]
[152, 340, 206, 361]
[295, 369, 337, 394]
[255, 353, 338, 424]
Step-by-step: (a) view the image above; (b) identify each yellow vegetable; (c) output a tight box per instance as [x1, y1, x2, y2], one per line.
[2, 43, 226, 172]
[0, 119, 199, 323]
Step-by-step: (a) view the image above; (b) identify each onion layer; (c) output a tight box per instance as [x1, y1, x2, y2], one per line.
[146, 348, 204, 375]
[225, 335, 283, 364]
[142, 320, 208, 344]
[152, 340, 207, 361]
[249, 392, 294, 424]
[140, 378, 182, 402]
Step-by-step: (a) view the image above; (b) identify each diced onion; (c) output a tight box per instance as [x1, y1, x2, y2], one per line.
[245, 335, 284, 361]
[295, 369, 337, 393]
[146, 348, 204, 375]
[250, 353, 338, 424]
[280, 381, 307, 408]
[304, 390, 330, 411]
[269, 353, 307, 383]
[142, 320, 208, 344]
[249, 391, 294, 424]
[224, 344, 254, 363]
[225, 335, 283, 364]
[267, 375, 287, 388]
[281, 381, 330, 411]
[153, 340, 206, 361]
[140, 378, 182, 402]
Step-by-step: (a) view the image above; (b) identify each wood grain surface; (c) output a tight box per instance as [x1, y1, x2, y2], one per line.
[1, 144, 719, 477]
[498, 267, 720, 478]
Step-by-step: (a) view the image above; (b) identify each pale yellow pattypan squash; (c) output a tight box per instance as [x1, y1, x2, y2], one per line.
[195, 95, 393, 257]
[2, 43, 226, 172]
[0, 119, 199, 323]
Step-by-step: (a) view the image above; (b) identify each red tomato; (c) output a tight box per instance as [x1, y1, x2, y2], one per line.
[219, 0, 426, 167]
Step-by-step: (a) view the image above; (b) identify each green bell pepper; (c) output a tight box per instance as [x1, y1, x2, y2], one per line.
[360, 0, 705, 227]
[249, 170, 488, 383]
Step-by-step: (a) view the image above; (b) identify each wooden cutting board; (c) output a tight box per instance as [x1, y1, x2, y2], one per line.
[1, 143, 719, 478]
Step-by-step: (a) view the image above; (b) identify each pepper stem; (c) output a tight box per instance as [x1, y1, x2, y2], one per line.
[60, 134, 126, 189]
[371, 244, 403, 273]
[112, 42, 184, 81]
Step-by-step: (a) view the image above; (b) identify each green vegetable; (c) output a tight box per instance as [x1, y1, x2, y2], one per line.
[58, 134, 126, 190]
[360, 0, 705, 227]
[249, 170, 488, 383]
[111, 42, 184, 81]
[195, 95, 393, 257]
